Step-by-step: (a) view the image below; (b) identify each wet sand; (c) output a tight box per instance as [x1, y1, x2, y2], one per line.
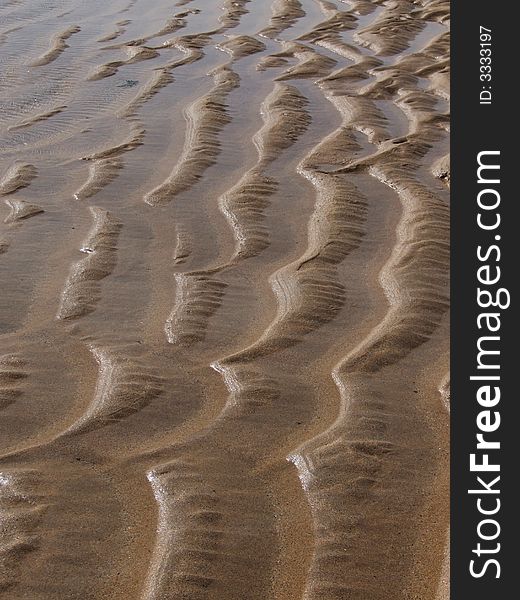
[0, 1, 449, 598]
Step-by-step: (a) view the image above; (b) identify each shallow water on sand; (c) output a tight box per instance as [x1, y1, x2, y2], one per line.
[0, 1, 450, 598]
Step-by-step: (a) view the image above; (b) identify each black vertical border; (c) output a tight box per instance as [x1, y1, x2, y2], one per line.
[451, 2, 517, 598]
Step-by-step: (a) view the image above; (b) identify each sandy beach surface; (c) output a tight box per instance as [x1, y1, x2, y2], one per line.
[0, 1, 449, 598]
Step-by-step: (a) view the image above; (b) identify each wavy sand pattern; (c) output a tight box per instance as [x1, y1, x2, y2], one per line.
[0, 1, 449, 598]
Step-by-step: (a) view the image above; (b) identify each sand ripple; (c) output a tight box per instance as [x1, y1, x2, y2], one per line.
[0, 0, 449, 598]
